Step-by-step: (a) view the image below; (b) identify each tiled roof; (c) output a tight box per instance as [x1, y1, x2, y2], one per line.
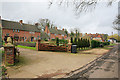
[40, 31, 50, 39]
[48, 28, 67, 35]
[2, 20, 40, 32]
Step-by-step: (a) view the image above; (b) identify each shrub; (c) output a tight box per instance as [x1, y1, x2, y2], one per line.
[71, 37, 73, 43]
[91, 40, 110, 48]
[78, 38, 81, 49]
[44, 39, 48, 41]
[51, 39, 56, 41]
[87, 39, 90, 47]
[73, 37, 77, 45]
[59, 39, 68, 44]
[56, 38, 59, 46]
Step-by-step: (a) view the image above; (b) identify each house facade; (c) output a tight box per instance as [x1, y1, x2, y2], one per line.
[44, 26, 67, 40]
[108, 38, 117, 43]
[2, 19, 41, 42]
[1, 19, 68, 42]
[84, 33, 108, 42]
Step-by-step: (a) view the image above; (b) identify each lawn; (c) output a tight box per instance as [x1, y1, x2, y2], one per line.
[17, 45, 36, 50]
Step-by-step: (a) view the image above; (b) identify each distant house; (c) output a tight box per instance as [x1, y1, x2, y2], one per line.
[44, 26, 67, 40]
[84, 33, 108, 42]
[108, 38, 117, 43]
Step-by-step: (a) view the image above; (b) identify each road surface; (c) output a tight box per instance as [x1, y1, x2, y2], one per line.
[65, 44, 120, 79]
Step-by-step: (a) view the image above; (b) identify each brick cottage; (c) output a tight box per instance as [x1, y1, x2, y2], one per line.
[44, 26, 67, 40]
[1, 19, 68, 42]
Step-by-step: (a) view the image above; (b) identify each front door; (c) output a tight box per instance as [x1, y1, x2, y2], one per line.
[31, 37, 34, 42]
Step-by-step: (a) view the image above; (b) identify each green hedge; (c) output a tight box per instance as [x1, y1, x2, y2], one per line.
[44, 39, 48, 41]
[59, 39, 68, 44]
[72, 38, 90, 49]
[51, 39, 56, 41]
[91, 40, 110, 48]
[55, 38, 68, 46]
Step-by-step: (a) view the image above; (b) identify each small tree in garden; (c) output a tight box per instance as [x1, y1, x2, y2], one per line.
[83, 39, 86, 49]
[56, 37, 59, 46]
[78, 38, 81, 50]
[88, 39, 90, 47]
[74, 37, 77, 45]
[85, 39, 87, 48]
[71, 37, 73, 43]
[81, 38, 83, 49]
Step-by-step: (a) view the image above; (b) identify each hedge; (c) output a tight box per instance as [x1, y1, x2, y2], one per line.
[91, 40, 110, 48]
[72, 38, 90, 49]
[51, 39, 56, 41]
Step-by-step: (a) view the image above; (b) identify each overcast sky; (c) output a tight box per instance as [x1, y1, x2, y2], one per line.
[0, 0, 118, 35]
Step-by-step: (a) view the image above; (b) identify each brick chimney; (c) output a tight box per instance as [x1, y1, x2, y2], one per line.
[62, 28, 64, 31]
[35, 23, 39, 26]
[19, 20, 23, 24]
[55, 27, 57, 30]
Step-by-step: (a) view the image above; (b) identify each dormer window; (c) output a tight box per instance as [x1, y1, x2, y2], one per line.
[15, 30, 17, 32]
[13, 29, 14, 32]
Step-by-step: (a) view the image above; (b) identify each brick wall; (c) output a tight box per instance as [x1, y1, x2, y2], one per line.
[2, 29, 40, 42]
[37, 43, 67, 52]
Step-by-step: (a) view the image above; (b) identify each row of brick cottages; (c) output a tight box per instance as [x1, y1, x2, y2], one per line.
[1, 19, 67, 42]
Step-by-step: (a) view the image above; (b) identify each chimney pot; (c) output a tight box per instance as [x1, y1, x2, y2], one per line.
[19, 20, 23, 24]
[62, 28, 64, 31]
[35, 23, 39, 26]
[55, 27, 57, 30]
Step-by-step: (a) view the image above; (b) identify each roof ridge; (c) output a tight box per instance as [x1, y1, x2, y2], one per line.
[2, 19, 35, 26]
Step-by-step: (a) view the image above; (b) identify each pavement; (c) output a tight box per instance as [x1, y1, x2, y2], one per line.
[65, 43, 120, 79]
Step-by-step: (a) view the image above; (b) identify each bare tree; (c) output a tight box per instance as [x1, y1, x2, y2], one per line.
[49, 0, 116, 15]
[113, 15, 120, 30]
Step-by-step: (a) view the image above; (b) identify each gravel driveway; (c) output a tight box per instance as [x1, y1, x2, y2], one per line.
[6, 48, 108, 78]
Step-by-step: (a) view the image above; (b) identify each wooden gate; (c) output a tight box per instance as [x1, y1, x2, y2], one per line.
[36, 40, 67, 52]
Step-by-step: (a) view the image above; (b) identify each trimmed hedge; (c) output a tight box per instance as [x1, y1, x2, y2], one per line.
[91, 40, 110, 48]
[51, 39, 56, 41]
[73, 38, 90, 49]
[59, 39, 68, 44]
[56, 38, 59, 46]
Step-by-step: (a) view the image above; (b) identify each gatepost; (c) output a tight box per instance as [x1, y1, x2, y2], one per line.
[4, 37, 15, 66]
[36, 39, 41, 51]
[67, 39, 72, 51]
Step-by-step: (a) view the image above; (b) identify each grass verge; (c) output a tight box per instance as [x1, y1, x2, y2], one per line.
[17, 45, 36, 50]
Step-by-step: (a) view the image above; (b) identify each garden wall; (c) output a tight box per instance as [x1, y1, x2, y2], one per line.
[37, 43, 67, 52]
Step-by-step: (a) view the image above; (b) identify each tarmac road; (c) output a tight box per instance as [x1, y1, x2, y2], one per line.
[65, 43, 120, 79]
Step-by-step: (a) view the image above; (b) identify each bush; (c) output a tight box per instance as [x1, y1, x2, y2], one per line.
[56, 38, 59, 46]
[59, 39, 68, 44]
[51, 39, 56, 41]
[71, 37, 73, 43]
[77, 38, 90, 49]
[102, 42, 110, 46]
[73, 37, 77, 45]
[91, 40, 110, 48]
[91, 40, 99, 48]
[44, 39, 48, 41]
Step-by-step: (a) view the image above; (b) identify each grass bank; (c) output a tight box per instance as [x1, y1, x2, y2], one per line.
[17, 45, 36, 50]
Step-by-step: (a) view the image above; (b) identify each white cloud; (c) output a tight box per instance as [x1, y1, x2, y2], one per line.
[1, 1, 118, 35]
